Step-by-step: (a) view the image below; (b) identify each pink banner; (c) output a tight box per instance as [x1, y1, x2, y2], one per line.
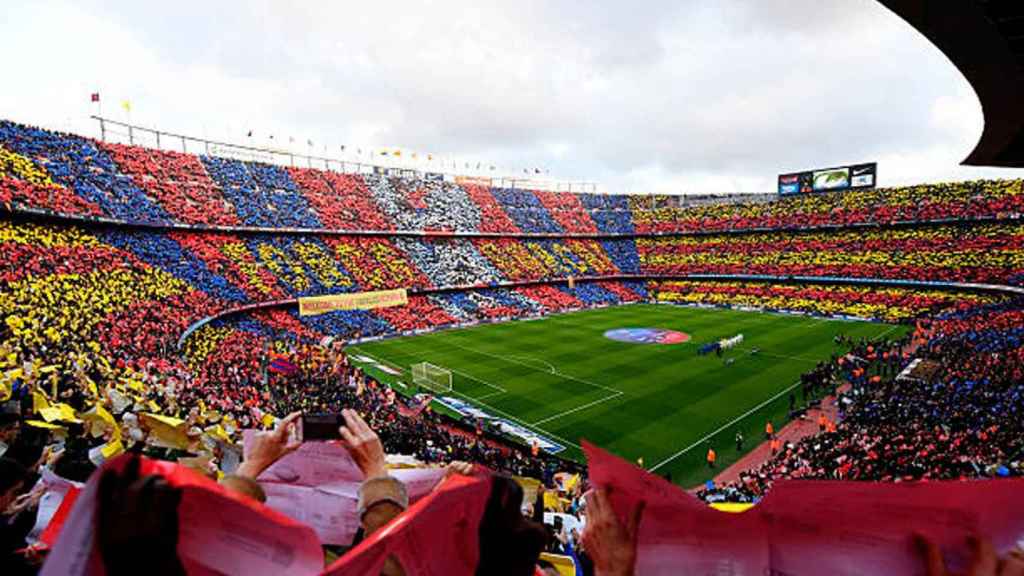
[322, 474, 491, 576]
[584, 440, 1024, 575]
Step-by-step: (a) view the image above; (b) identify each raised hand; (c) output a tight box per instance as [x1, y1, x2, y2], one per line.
[235, 411, 302, 479]
[339, 408, 387, 479]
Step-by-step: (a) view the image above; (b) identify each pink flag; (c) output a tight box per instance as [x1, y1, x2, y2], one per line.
[242, 433, 447, 546]
[321, 474, 491, 576]
[584, 440, 1024, 576]
[41, 455, 325, 576]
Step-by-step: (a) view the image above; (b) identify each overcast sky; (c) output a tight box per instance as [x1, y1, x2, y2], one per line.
[2, 0, 1020, 194]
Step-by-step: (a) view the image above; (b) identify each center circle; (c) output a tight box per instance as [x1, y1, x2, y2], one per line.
[603, 328, 691, 345]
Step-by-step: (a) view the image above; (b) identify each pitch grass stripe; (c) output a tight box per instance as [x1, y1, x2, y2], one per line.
[475, 390, 506, 401]
[367, 337, 554, 396]
[530, 391, 625, 426]
[440, 335, 624, 395]
[444, 387, 584, 451]
[647, 379, 803, 473]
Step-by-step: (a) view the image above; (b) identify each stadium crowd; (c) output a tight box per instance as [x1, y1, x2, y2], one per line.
[2, 118, 1024, 573]
[639, 223, 1024, 285]
[653, 280, 1001, 323]
[3, 119, 1023, 237]
[630, 179, 1024, 233]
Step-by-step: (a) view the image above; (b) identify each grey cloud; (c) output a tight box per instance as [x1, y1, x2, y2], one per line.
[8, 0, 1019, 192]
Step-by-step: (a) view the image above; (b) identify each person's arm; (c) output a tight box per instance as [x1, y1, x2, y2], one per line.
[341, 408, 408, 537]
[339, 408, 387, 479]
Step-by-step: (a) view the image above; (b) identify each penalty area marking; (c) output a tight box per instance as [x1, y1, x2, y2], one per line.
[506, 355, 557, 374]
[354, 337, 625, 447]
[475, 390, 507, 401]
[348, 347, 507, 396]
[440, 336, 624, 396]
[350, 350, 577, 449]
[438, 336, 627, 427]
[647, 379, 803, 473]
[446, 367, 508, 394]
[443, 387, 583, 451]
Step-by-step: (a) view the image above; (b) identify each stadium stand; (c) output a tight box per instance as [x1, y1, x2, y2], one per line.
[286, 168, 394, 231]
[2, 118, 1024, 574]
[100, 143, 242, 226]
[652, 280, 1003, 323]
[639, 223, 1024, 285]
[630, 179, 1024, 233]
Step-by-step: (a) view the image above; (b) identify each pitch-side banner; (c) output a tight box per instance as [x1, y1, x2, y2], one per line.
[299, 289, 408, 316]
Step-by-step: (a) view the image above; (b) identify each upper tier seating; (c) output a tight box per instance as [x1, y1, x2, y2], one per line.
[4, 119, 1020, 235]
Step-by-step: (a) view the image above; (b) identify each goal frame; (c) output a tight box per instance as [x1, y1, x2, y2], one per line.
[411, 362, 453, 393]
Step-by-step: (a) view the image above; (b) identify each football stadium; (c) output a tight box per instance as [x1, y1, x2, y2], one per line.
[2, 1, 1024, 575]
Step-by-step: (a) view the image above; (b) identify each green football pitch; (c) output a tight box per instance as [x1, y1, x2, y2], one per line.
[347, 303, 909, 487]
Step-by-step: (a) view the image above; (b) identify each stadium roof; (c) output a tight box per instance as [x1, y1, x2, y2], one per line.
[880, 0, 1024, 167]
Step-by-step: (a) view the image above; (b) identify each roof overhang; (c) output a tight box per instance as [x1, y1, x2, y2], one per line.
[878, 0, 1024, 167]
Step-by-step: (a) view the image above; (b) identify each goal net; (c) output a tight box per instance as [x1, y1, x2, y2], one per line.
[411, 362, 453, 393]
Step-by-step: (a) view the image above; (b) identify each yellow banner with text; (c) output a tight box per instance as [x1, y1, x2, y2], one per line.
[298, 288, 408, 316]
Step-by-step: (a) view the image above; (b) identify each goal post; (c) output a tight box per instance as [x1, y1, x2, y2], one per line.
[411, 362, 453, 394]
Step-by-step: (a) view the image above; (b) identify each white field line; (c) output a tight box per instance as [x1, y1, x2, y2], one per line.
[447, 367, 508, 393]
[530, 390, 625, 426]
[873, 324, 902, 340]
[475, 390, 507, 401]
[506, 355, 557, 374]
[648, 379, 803, 473]
[351, 349, 579, 449]
[441, 337, 623, 395]
[348, 347, 407, 373]
[439, 337, 629, 428]
[734, 347, 821, 364]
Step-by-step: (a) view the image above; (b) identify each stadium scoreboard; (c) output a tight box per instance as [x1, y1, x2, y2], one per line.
[778, 162, 877, 195]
